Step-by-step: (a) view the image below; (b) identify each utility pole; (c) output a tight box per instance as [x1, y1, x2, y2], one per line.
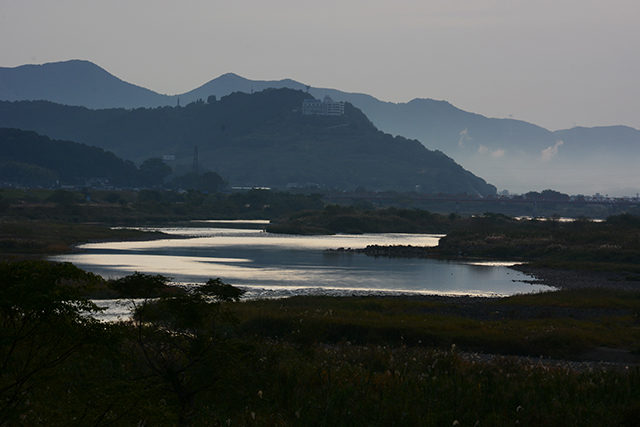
[192, 146, 199, 190]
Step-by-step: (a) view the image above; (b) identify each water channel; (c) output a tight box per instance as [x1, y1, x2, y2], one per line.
[52, 222, 552, 299]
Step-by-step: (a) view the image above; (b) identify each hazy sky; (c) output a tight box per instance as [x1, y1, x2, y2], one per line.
[2, 0, 639, 131]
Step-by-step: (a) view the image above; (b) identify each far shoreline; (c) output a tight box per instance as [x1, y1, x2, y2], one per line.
[509, 264, 640, 292]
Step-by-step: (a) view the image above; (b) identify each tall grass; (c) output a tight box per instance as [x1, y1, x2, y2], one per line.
[213, 339, 640, 427]
[234, 295, 640, 360]
[499, 288, 640, 310]
[215, 293, 640, 425]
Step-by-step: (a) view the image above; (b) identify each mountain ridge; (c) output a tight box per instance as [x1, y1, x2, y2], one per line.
[0, 89, 497, 195]
[0, 60, 172, 109]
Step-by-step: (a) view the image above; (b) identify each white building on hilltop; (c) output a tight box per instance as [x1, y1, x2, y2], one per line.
[302, 96, 345, 116]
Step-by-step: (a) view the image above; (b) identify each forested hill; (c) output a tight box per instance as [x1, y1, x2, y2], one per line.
[0, 128, 139, 187]
[0, 88, 496, 195]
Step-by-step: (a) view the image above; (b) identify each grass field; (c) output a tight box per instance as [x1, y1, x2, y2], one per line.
[210, 292, 640, 426]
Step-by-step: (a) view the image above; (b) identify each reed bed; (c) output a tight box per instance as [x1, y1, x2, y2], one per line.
[213, 338, 640, 427]
[203, 293, 640, 426]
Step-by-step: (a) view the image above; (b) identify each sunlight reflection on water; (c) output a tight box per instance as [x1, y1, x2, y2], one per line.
[54, 226, 552, 304]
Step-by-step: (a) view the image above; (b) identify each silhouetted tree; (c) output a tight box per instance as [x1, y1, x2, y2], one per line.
[540, 189, 571, 201]
[172, 171, 227, 193]
[199, 171, 227, 192]
[139, 158, 172, 188]
[0, 261, 103, 424]
[109, 273, 245, 426]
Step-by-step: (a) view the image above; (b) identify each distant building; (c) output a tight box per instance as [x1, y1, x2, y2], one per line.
[302, 96, 345, 116]
[302, 99, 325, 115]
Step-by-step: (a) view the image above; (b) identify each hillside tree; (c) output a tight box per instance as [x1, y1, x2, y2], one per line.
[140, 157, 172, 188]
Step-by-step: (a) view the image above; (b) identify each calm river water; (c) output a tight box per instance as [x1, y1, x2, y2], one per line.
[52, 222, 551, 298]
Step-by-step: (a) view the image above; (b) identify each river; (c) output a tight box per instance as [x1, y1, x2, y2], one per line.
[51, 222, 552, 298]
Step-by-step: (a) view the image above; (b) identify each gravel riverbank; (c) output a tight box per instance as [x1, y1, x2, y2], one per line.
[510, 264, 640, 291]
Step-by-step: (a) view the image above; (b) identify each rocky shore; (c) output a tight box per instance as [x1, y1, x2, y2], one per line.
[510, 264, 640, 291]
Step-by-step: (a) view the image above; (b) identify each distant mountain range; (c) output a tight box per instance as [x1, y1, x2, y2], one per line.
[2, 60, 639, 196]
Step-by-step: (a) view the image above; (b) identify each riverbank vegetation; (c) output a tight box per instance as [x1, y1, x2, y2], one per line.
[4, 185, 640, 275]
[0, 188, 325, 223]
[0, 220, 167, 261]
[0, 188, 324, 259]
[1, 260, 639, 426]
[438, 212, 640, 272]
[4, 182, 640, 276]
[266, 204, 457, 234]
[268, 205, 640, 273]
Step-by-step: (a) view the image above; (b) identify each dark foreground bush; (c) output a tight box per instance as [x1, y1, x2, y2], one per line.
[2, 261, 640, 426]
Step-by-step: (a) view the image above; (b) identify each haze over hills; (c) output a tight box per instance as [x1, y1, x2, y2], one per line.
[2, 60, 639, 196]
[0, 89, 496, 195]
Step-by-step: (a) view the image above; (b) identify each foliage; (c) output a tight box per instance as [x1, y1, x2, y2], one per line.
[109, 274, 246, 426]
[222, 293, 640, 426]
[47, 188, 81, 204]
[437, 212, 640, 269]
[499, 287, 640, 311]
[234, 295, 640, 360]
[525, 189, 571, 201]
[0, 220, 166, 259]
[606, 212, 640, 229]
[268, 204, 456, 234]
[199, 277, 245, 302]
[0, 128, 223, 190]
[109, 271, 169, 300]
[0, 263, 251, 426]
[0, 127, 139, 187]
[0, 88, 496, 194]
[0, 161, 58, 187]
[139, 157, 172, 187]
[233, 339, 640, 427]
[0, 261, 107, 425]
[0, 189, 328, 234]
[0, 259, 100, 323]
